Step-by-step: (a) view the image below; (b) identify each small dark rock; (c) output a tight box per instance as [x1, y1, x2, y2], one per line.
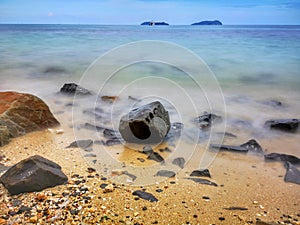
[202, 196, 210, 200]
[156, 189, 163, 193]
[17, 205, 32, 214]
[224, 206, 248, 210]
[193, 112, 222, 130]
[240, 139, 264, 155]
[142, 206, 147, 211]
[0, 155, 67, 195]
[172, 157, 185, 169]
[186, 178, 218, 187]
[264, 153, 300, 165]
[156, 170, 176, 177]
[66, 139, 93, 149]
[159, 147, 172, 152]
[137, 158, 145, 163]
[59, 83, 91, 96]
[103, 128, 119, 139]
[190, 169, 211, 178]
[87, 167, 96, 173]
[147, 152, 164, 163]
[210, 144, 248, 152]
[219, 217, 225, 221]
[84, 153, 96, 157]
[100, 183, 108, 189]
[265, 119, 300, 133]
[132, 190, 158, 202]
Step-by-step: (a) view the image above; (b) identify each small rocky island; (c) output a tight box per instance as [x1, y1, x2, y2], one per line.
[141, 21, 169, 26]
[191, 20, 222, 25]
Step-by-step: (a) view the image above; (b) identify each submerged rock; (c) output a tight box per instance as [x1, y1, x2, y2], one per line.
[192, 112, 222, 130]
[101, 95, 119, 103]
[59, 83, 91, 96]
[0, 155, 68, 195]
[210, 139, 264, 154]
[264, 153, 300, 165]
[132, 190, 158, 202]
[172, 157, 185, 169]
[284, 162, 300, 185]
[119, 101, 171, 144]
[0, 92, 59, 146]
[190, 169, 211, 178]
[264, 119, 300, 132]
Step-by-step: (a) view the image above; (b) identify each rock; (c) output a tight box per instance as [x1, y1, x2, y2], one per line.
[210, 139, 264, 154]
[0, 155, 68, 195]
[119, 101, 171, 144]
[101, 95, 119, 103]
[0, 126, 10, 146]
[284, 162, 300, 185]
[141, 21, 169, 26]
[190, 169, 211, 178]
[172, 157, 185, 169]
[186, 178, 218, 186]
[66, 139, 93, 149]
[147, 152, 164, 163]
[103, 184, 114, 193]
[103, 128, 119, 139]
[128, 96, 141, 102]
[261, 99, 282, 107]
[240, 139, 264, 155]
[156, 170, 176, 177]
[0, 92, 60, 146]
[0, 163, 10, 173]
[210, 144, 248, 152]
[59, 83, 91, 96]
[132, 190, 158, 202]
[256, 221, 278, 225]
[224, 207, 248, 210]
[264, 153, 300, 164]
[124, 171, 137, 181]
[192, 112, 222, 130]
[264, 119, 300, 132]
[191, 20, 222, 25]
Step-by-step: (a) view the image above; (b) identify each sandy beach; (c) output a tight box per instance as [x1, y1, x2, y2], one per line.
[1, 128, 299, 225]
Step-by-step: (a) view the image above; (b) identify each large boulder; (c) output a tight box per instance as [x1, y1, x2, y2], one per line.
[119, 101, 171, 144]
[0, 92, 60, 146]
[0, 155, 68, 195]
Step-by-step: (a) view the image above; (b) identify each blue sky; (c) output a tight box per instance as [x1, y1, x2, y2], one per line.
[0, 0, 299, 25]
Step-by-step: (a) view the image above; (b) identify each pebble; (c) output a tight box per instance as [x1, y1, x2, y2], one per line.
[219, 217, 225, 221]
[103, 184, 114, 193]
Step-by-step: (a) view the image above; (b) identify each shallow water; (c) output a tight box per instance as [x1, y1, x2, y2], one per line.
[1, 24, 300, 185]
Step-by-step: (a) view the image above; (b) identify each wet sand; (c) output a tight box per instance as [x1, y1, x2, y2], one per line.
[0, 130, 299, 225]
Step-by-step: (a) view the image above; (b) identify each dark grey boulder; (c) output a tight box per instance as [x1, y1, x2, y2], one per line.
[264, 119, 300, 132]
[0, 155, 68, 195]
[119, 101, 171, 144]
[240, 139, 264, 155]
[59, 83, 91, 96]
[264, 153, 300, 165]
[284, 162, 300, 185]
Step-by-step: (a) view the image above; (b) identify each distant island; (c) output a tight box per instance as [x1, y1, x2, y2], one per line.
[191, 20, 222, 25]
[141, 21, 169, 26]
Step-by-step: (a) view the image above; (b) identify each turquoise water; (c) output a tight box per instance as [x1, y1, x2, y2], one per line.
[1, 24, 300, 88]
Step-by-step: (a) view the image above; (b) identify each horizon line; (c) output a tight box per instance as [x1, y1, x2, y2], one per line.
[0, 23, 299, 26]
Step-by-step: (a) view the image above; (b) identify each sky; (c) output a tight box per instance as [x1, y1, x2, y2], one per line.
[0, 0, 299, 25]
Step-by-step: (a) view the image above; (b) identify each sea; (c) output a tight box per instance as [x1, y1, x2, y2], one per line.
[0, 24, 299, 184]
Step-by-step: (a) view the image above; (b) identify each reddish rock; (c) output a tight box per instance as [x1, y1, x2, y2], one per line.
[0, 92, 59, 146]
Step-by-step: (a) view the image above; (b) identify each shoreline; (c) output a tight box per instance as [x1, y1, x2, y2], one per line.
[1, 129, 299, 224]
